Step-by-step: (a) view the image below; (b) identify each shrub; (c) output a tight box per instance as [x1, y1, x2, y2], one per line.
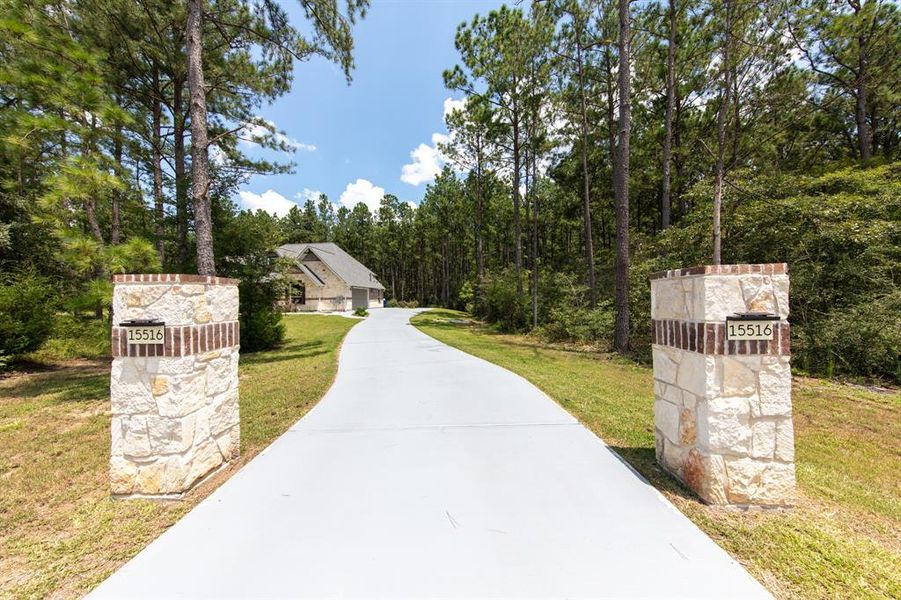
[217, 210, 287, 352]
[238, 279, 285, 352]
[530, 270, 616, 345]
[0, 271, 57, 364]
[542, 303, 615, 345]
[353, 307, 369, 317]
[627, 258, 658, 362]
[480, 267, 529, 331]
[388, 299, 419, 308]
[634, 163, 901, 381]
[807, 291, 901, 381]
[25, 313, 111, 363]
[459, 281, 474, 313]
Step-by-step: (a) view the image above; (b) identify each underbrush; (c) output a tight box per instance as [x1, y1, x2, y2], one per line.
[20, 313, 110, 364]
[467, 164, 901, 383]
[386, 298, 419, 308]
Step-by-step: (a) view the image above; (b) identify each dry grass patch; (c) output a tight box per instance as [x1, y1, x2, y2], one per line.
[412, 309, 901, 600]
[0, 315, 356, 599]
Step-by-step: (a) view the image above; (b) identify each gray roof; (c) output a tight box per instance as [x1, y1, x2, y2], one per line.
[276, 243, 385, 290]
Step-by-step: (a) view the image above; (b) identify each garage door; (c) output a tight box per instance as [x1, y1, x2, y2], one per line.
[351, 288, 368, 310]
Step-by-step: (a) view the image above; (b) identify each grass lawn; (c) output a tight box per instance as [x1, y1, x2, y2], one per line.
[412, 309, 901, 600]
[0, 315, 357, 599]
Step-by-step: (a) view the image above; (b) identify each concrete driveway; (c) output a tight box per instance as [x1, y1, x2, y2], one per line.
[91, 308, 769, 599]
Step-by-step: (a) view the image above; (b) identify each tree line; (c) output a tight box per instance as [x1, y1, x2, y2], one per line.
[2, 0, 899, 378]
[274, 0, 898, 377]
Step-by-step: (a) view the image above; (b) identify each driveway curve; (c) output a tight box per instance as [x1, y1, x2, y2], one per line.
[91, 308, 769, 599]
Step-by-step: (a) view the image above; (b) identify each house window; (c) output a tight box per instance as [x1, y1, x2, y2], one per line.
[289, 281, 305, 305]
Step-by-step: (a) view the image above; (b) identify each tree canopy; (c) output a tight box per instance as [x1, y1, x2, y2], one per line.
[2, 0, 898, 379]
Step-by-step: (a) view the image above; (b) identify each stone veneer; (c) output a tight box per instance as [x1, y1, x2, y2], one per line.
[109, 274, 240, 498]
[650, 264, 796, 507]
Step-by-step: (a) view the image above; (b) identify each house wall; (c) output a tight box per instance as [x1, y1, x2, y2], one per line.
[277, 253, 384, 312]
[283, 264, 352, 312]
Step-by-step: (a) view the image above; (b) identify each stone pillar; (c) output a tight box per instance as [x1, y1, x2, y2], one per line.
[109, 274, 240, 498]
[650, 264, 795, 507]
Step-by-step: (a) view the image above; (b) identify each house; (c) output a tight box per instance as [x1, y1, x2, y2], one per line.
[276, 243, 385, 312]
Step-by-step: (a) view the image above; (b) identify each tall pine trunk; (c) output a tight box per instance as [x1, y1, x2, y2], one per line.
[84, 197, 104, 243]
[674, 97, 687, 216]
[83, 119, 104, 244]
[531, 138, 539, 330]
[604, 48, 616, 252]
[604, 49, 617, 168]
[523, 143, 535, 329]
[174, 79, 188, 268]
[512, 98, 523, 296]
[475, 136, 485, 283]
[152, 68, 165, 263]
[111, 126, 122, 245]
[613, 0, 631, 353]
[187, 0, 215, 275]
[442, 240, 449, 306]
[475, 153, 484, 283]
[712, 0, 732, 266]
[577, 35, 597, 306]
[660, 0, 676, 230]
[854, 4, 872, 161]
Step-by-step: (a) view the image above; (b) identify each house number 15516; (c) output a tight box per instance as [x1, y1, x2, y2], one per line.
[126, 326, 165, 344]
[726, 321, 774, 341]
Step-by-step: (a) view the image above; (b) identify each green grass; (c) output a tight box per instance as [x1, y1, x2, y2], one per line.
[0, 315, 356, 599]
[412, 309, 901, 600]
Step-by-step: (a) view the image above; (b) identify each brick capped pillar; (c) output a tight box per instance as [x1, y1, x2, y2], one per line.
[109, 274, 240, 498]
[649, 264, 796, 507]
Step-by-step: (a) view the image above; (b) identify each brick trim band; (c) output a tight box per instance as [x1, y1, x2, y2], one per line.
[112, 273, 239, 286]
[649, 263, 787, 280]
[652, 319, 790, 356]
[112, 321, 240, 358]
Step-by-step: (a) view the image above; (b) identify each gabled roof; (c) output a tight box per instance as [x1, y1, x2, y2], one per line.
[276, 242, 385, 290]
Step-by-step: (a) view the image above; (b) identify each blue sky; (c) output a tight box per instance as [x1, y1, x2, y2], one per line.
[236, 0, 504, 216]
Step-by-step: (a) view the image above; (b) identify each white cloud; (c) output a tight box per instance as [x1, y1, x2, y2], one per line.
[433, 132, 450, 148]
[339, 179, 385, 212]
[240, 118, 314, 153]
[399, 98, 467, 187]
[296, 188, 323, 203]
[238, 189, 298, 217]
[443, 97, 466, 119]
[401, 132, 450, 186]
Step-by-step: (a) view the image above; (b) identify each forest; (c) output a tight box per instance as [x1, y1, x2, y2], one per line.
[1, 0, 899, 381]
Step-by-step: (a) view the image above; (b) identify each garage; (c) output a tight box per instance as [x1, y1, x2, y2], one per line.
[351, 287, 368, 310]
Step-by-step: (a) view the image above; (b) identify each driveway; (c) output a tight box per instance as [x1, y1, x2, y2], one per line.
[91, 308, 769, 599]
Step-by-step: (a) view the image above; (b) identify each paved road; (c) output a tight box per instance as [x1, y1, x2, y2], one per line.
[91, 308, 769, 599]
